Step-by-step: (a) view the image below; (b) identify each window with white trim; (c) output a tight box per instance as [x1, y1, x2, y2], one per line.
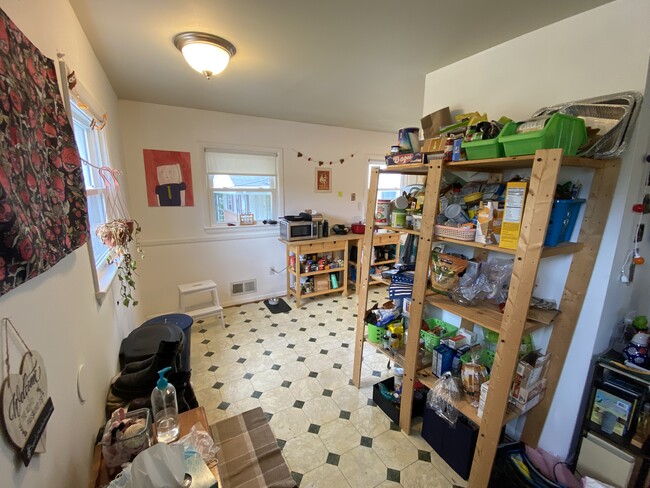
[205, 149, 279, 226]
[368, 160, 403, 201]
[71, 103, 112, 286]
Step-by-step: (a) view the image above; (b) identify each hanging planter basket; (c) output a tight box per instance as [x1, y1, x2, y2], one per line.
[96, 218, 138, 252]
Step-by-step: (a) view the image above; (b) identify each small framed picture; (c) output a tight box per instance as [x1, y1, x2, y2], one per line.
[315, 168, 332, 193]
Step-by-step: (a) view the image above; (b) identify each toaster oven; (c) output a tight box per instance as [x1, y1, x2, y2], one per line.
[279, 219, 319, 241]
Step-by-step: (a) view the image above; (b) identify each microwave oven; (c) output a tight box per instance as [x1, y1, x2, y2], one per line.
[280, 219, 319, 241]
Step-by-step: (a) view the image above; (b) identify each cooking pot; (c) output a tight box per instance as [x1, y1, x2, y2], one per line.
[351, 223, 365, 234]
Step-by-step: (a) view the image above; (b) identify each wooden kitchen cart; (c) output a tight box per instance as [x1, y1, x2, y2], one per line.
[352, 150, 620, 487]
[280, 234, 358, 308]
[348, 230, 402, 289]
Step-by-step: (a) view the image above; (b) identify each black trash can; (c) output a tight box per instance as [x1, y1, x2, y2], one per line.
[119, 322, 188, 372]
[141, 313, 193, 372]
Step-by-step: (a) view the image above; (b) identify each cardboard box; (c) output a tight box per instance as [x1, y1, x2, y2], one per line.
[422, 136, 446, 153]
[499, 181, 528, 250]
[313, 275, 330, 292]
[477, 380, 490, 418]
[511, 352, 550, 397]
[509, 378, 546, 415]
[421, 107, 453, 139]
[444, 334, 468, 349]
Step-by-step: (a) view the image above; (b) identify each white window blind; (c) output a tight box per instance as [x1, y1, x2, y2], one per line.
[205, 150, 277, 176]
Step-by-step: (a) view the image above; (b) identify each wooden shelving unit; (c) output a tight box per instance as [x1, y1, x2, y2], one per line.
[352, 149, 621, 487]
[348, 231, 401, 289]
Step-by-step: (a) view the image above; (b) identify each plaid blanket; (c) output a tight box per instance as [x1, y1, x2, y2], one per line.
[210, 408, 295, 488]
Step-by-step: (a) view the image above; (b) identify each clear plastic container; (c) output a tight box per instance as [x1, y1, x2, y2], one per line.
[102, 408, 152, 468]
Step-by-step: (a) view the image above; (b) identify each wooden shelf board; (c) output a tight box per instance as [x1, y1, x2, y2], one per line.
[364, 337, 404, 365]
[289, 268, 344, 277]
[434, 237, 583, 258]
[369, 275, 391, 285]
[376, 225, 419, 235]
[425, 293, 549, 334]
[417, 369, 519, 426]
[540, 242, 584, 257]
[381, 163, 432, 175]
[444, 155, 608, 171]
[289, 287, 345, 299]
[434, 236, 515, 254]
[374, 259, 398, 265]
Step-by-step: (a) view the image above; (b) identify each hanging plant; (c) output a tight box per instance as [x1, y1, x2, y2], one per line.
[93, 166, 144, 307]
[96, 218, 143, 307]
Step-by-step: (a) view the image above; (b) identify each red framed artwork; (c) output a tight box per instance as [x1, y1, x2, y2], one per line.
[143, 149, 194, 207]
[315, 168, 331, 193]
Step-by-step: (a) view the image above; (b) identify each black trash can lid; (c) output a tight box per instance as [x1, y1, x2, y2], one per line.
[141, 313, 193, 331]
[120, 323, 184, 358]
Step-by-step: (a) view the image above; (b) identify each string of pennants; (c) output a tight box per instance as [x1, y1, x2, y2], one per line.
[294, 149, 356, 166]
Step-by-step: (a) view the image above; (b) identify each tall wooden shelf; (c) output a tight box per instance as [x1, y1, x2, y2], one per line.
[352, 149, 621, 487]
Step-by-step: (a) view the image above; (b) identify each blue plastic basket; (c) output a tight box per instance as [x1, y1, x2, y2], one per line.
[545, 199, 586, 246]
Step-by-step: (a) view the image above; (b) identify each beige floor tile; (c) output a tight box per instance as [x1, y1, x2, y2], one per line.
[219, 378, 254, 403]
[253, 326, 280, 340]
[282, 432, 328, 474]
[191, 369, 218, 390]
[205, 407, 228, 425]
[327, 347, 355, 364]
[259, 337, 288, 351]
[200, 336, 234, 351]
[304, 354, 334, 373]
[304, 326, 331, 339]
[270, 348, 299, 365]
[213, 362, 246, 383]
[289, 377, 324, 402]
[331, 385, 368, 412]
[259, 386, 295, 413]
[190, 353, 215, 372]
[210, 348, 241, 366]
[269, 407, 310, 441]
[235, 343, 266, 359]
[302, 397, 340, 425]
[428, 448, 467, 487]
[349, 405, 390, 438]
[375, 482, 403, 488]
[279, 362, 310, 382]
[318, 418, 361, 454]
[372, 430, 419, 470]
[400, 460, 452, 488]
[338, 446, 387, 488]
[364, 353, 393, 371]
[315, 336, 341, 350]
[317, 368, 349, 390]
[226, 397, 261, 417]
[250, 369, 284, 391]
[292, 341, 322, 357]
[194, 386, 222, 410]
[243, 355, 275, 374]
[284, 330, 309, 344]
[300, 463, 351, 488]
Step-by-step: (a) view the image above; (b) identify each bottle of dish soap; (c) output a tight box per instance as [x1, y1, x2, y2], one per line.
[151, 367, 179, 443]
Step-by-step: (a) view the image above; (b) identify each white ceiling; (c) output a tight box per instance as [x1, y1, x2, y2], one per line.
[69, 0, 613, 133]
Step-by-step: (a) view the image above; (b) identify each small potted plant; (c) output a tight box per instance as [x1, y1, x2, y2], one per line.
[96, 218, 143, 307]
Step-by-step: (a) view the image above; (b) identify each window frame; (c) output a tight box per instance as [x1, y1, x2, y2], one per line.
[204, 146, 284, 234]
[70, 102, 117, 302]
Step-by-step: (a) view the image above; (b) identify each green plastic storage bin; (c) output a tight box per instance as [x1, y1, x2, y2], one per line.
[420, 318, 458, 352]
[497, 113, 587, 157]
[461, 138, 504, 160]
[366, 323, 385, 343]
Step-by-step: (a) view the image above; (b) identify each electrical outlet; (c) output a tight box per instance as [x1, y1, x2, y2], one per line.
[351, 193, 356, 201]
[269, 266, 275, 275]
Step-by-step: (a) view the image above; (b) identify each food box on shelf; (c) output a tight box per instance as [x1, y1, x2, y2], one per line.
[509, 378, 547, 415]
[512, 351, 550, 395]
[499, 181, 528, 250]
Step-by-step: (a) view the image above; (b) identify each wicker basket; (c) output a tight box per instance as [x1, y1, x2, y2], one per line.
[434, 225, 476, 241]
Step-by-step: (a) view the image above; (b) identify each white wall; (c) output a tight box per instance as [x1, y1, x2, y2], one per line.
[423, 0, 650, 459]
[0, 1, 139, 486]
[118, 101, 394, 317]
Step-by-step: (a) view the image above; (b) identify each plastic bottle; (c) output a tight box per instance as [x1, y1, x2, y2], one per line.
[151, 367, 179, 443]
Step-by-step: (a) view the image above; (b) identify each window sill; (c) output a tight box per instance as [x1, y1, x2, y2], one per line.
[203, 224, 280, 240]
[94, 261, 118, 305]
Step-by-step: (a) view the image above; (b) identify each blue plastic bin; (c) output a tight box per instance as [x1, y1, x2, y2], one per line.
[545, 199, 586, 247]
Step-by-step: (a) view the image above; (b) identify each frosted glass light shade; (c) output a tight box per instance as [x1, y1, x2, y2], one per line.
[174, 32, 236, 79]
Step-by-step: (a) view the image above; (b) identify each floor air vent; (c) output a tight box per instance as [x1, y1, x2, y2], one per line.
[231, 279, 257, 295]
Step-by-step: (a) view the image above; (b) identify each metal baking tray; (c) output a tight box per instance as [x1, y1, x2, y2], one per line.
[531, 91, 642, 158]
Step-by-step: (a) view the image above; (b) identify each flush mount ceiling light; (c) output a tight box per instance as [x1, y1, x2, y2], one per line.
[173, 32, 236, 79]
